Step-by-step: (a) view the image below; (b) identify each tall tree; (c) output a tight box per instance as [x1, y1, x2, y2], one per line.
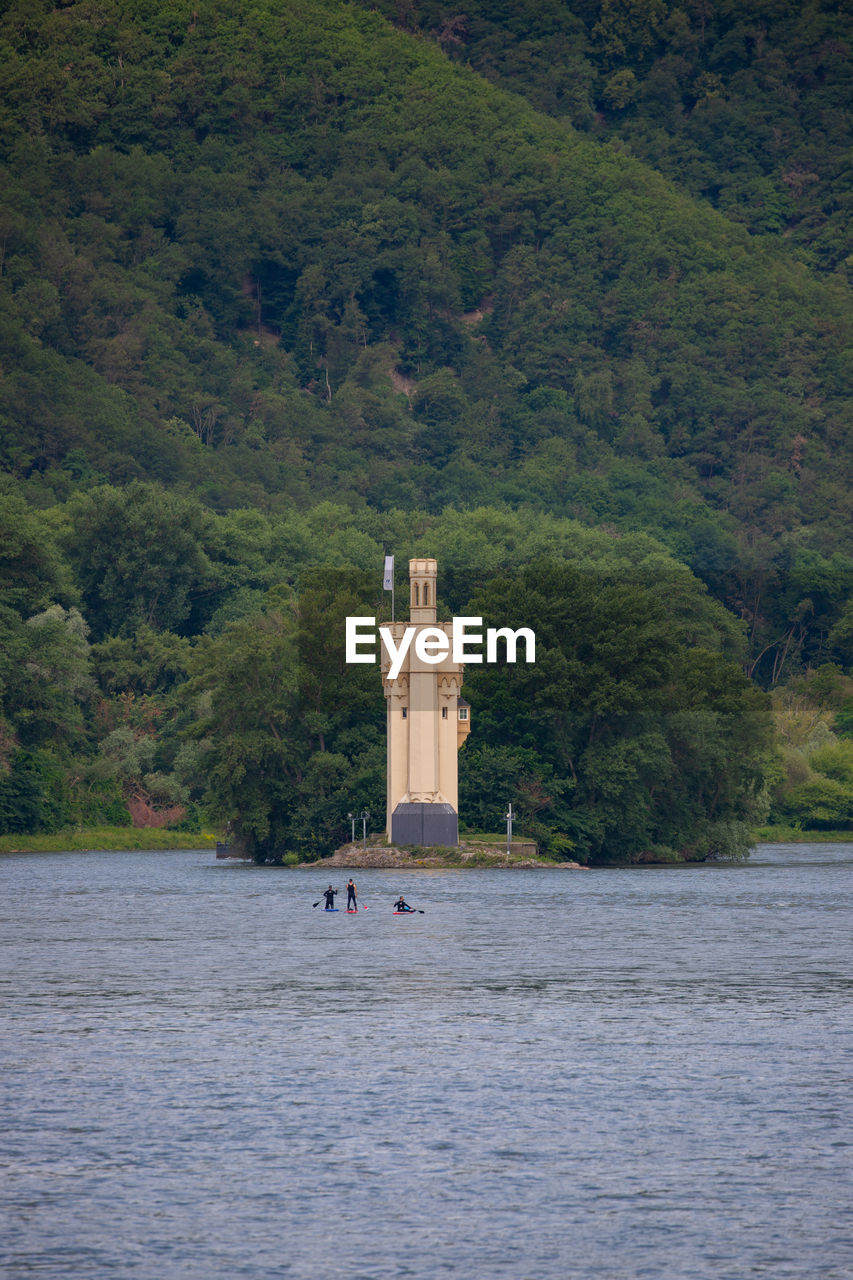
[463, 561, 772, 862]
[60, 482, 215, 640]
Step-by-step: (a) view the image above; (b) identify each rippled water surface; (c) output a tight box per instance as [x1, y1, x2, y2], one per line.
[2, 845, 852, 1279]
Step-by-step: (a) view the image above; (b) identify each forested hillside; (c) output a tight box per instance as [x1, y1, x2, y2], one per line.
[364, 0, 853, 272]
[2, 0, 853, 857]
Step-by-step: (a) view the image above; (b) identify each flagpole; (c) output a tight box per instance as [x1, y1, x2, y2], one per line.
[383, 554, 395, 623]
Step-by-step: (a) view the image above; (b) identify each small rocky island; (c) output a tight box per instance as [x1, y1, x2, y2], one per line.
[310, 837, 587, 870]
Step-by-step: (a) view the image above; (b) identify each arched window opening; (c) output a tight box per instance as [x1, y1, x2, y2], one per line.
[413, 583, 420, 606]
[423, 584, 430, 605]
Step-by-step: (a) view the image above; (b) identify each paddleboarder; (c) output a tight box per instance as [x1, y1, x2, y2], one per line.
[346, 878, 358, 911]
[394, 895, 414, 913]
[323, 885, 338, 910]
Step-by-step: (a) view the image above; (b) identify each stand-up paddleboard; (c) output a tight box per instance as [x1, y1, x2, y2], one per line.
[346, 908, 358, 914]
[324, 907, 340, 912]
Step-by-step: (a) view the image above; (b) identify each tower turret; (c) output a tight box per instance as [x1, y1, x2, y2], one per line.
[408, 557, 437, 625]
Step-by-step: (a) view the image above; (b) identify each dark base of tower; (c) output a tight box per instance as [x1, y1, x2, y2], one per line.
[391, 803, 459, 847]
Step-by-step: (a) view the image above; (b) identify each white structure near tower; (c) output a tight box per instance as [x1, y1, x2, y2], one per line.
[381, 558, 470, 845]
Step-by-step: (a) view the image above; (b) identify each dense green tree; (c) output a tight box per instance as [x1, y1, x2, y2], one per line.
[185, 570, 387, 860]
[185, 610, 303, 859]
[462, 561, 772, 862]
[0, 486, 72, 613]
[458, 743, 573, 855]
[0, 748, 70, 835]
[59, 483, 215, 640]
[91, 626, 193, 697]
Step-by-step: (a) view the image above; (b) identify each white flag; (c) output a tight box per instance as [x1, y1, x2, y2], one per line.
[383, 555, 394, 591]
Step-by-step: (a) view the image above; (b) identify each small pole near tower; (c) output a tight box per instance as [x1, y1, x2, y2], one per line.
[361, 809, 370, 850]
[383, 554, 395, 622]
[505, 803, 513, 855]
[348, 812, 356, 843]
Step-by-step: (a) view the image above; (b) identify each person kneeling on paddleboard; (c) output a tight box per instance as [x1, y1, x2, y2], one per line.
[346, 878, 357, 910]
[394, 896, 413, 912]
[323, 885, 338, 910]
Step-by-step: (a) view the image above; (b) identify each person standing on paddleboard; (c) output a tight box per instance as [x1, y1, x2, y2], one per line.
[346, 878, 357, 911]
[323, 885, 338, 910]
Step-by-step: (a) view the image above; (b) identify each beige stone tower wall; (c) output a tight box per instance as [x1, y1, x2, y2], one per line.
[381, 558, 470, 840]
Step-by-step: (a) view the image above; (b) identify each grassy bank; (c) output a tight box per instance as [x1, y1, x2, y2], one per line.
[0, 828, 219, 854]
[751, 825, 853, 844]
[5, 825, 851, 858]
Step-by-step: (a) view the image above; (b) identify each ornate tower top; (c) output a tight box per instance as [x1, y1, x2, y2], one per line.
[409, 558, 437, 624]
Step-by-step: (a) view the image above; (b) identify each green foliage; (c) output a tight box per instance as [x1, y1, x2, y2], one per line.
[808, 740, 853, 786]
[462, 561, 772, 862]
[0, 0, 851, 853]
[0, 0, 851, 637]
[459, 743, 572, 853]
[71, 777, 133, 829]
[779, 776, 853, 830]
[0, 485, 72, 613]
[767, 666, 853, 827]
[185, 570, 387, 860]
[368, 0, 853, 273]
[836, 701, 853, 739]
[0, 749, 70, 835]
[185, 610, 301, 857]
[91, 626, 193, 696]
[59, 483, 215, 640]
[0, 598, 94, 766]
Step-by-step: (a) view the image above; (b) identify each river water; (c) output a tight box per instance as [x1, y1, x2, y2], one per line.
[1, 844, 851, 1279]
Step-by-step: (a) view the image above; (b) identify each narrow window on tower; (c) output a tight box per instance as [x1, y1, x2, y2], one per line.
[413, 583, 419, 606]
[402, 707, 408, 719]
[442, 706, 448, 719]
[423, 584, 430, 605]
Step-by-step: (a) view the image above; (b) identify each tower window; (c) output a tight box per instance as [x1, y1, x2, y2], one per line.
[442, 706, 448, 719]
[402, 707, 407, 719]
[458, 707, 469, 721]
[423, 584, 430, 605]
[413, 583, 419, 606]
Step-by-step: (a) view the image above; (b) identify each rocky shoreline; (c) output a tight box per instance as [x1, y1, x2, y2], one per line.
[307, 840, 587, 870]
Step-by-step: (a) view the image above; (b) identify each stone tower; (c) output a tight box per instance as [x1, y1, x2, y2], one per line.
[381, 558, 470, 845]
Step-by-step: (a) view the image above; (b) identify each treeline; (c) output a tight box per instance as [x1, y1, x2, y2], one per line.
[3, 480, 853, 860]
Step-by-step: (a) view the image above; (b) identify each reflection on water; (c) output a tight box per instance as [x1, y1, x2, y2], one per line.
[1, 845, 852, 1279]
